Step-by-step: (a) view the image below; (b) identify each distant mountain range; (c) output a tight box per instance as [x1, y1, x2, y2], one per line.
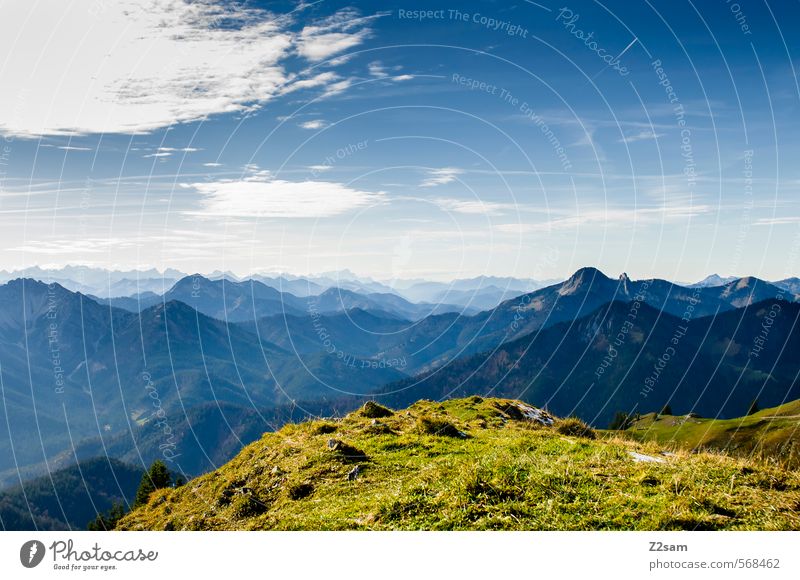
[0, 265, 798, 527]
[0, 266, 184, 298]
[0, 266, 542, 304]
[92, 275, 477, 321]
[0, 280, 405, 487]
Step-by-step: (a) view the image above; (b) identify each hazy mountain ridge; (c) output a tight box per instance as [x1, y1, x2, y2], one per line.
[0, 280, 407, 486]
[0, 457, 142, 531]
[96, 275, 476, 321]
[379, 298, 800, 427]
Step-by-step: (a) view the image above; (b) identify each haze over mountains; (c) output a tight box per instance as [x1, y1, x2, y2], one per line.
[0, 265, 545, 306]
[0, 264, 798, 529]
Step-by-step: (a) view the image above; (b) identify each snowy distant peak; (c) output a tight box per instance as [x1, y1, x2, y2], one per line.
[0, 265, 185, 298]
[691, 274, 738, 288]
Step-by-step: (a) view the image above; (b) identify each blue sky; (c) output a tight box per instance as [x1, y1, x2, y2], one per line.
[0, 0, 798, 282]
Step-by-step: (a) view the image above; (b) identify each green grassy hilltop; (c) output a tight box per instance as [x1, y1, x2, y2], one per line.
[117, 397, 800, 531]
[622, 400, 800, 468]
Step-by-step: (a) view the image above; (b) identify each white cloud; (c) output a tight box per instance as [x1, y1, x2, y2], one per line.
[0, 2, 373, 137]
[203, 162, 223, 167]
[420, 167, 463, 188]
[143, 146, 201, 158]
[297, 9, 378, 61]
[619, 130, 664, 144]
[433, 198, 515, 216]
[571, 127, 598, 148]
[496, 204, 711, 233]
[326, 55, 355, 67]
[753, 217, 800, 226]
[57, 145, 92, 151]
[368, 61, 413, 82]
[321, 79, 354, 98]
[299, 119, 327, 130]
[368, 61, 388, 78]
[298, 32, 366, 62]
[13, 237, 136, 254]
[186, 176, 385, 218]
[281, 71, 339, 93]
[11, 230, 255, 259]
[494, 223, 535, 235]
[309, 165, 332, 172]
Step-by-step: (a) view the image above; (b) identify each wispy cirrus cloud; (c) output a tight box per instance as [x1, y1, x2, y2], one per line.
[753, 216, 800, 226]
[420, 167, 464, 187]
[13, 237, 138, 254]
[368, 61, 388, 78]
[0, 2, 375, 137]
[280, 71, 338, 94]
[433, 198, 516, 216]
[619, 130, 664, 144]
[144, 146, 200, 158]
[57, 145, 93, 152]
[368, 60, 414, 82]
[155, 147, 201, 153]
[496, 204, 712, 233]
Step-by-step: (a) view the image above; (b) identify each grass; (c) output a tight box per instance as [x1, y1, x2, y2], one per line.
[554, 417, 596, 439]
[117, 397, 800, 531]
[620, 400, 800, 469]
